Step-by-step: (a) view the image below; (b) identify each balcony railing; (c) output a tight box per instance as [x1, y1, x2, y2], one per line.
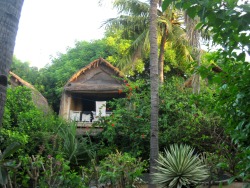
[70, 110, 111, 122]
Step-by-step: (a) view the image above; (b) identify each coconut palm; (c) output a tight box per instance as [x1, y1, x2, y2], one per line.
[0, 0, 24, 125]
[149, 0, 159, 187]
[104, 0, 192, 83]
[183, 14, 201, 94]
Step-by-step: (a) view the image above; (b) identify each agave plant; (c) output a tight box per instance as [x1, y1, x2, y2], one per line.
[152, 144, 209, 188]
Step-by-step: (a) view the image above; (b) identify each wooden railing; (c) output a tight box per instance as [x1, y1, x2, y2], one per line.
[70, 110, 111, 122]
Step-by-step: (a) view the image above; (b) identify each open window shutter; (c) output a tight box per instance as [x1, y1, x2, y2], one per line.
[96, 101, 106, 117]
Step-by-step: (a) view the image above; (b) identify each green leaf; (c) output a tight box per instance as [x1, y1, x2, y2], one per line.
[0, 142, 21, 161]
[186, 6, 198, 18]
[239, 4, 250, 13]
[162, 0, 174, 12]
[228, 177, 236, 185]
[195, 22, 203, 30]
[0, 168, 8, 185]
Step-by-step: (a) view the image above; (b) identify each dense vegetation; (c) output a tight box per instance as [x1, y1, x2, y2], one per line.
[1, 0, 249, 187]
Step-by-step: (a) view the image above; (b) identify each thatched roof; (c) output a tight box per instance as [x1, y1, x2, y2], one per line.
[64, 58, 124, 93]
[67, 58, 124, 84]
[9, 71, 50, 112]
[9, 71, 36, 90]
[65, 83, 123, 93]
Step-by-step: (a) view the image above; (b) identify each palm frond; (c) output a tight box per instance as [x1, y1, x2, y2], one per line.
[113, 0, 149, 17]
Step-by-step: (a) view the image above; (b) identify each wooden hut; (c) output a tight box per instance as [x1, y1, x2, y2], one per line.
[59, 58, 125, 128]
[8, 71, 50, 113]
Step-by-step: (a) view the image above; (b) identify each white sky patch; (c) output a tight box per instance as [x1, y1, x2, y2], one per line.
[14, 0, 117, 68]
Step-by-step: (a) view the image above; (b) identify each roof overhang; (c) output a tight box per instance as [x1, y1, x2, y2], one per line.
[64, 83, 124, 93]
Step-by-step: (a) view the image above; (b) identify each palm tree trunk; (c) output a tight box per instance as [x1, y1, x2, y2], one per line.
[0, 0, 24, 125]
[149, 0, 159, 187]
[158, 27, 167, 84]
[185, 14, 201, 94]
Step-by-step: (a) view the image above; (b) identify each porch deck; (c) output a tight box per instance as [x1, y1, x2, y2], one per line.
[76, 122, 104, 136]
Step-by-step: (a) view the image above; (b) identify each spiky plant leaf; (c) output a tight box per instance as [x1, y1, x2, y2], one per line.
[153, 144, 209, 188]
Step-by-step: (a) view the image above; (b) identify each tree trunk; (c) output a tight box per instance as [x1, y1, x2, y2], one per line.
[0, 0, 24, 125]
[158, 27, 167, 84]
[149, 0, 159, 187]
[185, 14, 201, 94]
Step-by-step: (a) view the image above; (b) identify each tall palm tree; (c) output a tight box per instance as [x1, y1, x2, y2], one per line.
[104, 0, 191, 83]
[103, 0, 150, 70]
[0, 0, 24, 125]
[185, 14, 201, 94]
[149, 1, 159, 188]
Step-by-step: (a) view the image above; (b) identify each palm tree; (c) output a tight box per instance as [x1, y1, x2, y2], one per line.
[0, 0, 24, 125]
[104, 0, 191, 83]
[149, 0, 159, 188]
[149, 1, 159, 188]
[103, 0, 150, 71]
[185, 14, 201, 94]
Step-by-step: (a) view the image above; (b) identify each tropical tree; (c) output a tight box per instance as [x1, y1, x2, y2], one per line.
[104, 0, 191, 83]
[11, 56, 40, 87]
[184, 14, 201, 94]
[162, 0, 250, 180]
[149, 0, 159, 187]
[0, 0, 24, 125]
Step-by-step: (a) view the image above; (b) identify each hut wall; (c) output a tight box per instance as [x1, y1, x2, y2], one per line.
[59, 91, 72, 120]
[70, 97, 83, 111]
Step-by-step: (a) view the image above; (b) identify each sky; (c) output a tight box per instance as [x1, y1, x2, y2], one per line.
[14, 0, 117, 68]
[13, 0, 250, 68]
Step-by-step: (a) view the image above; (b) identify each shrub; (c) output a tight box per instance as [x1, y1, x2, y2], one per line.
[17, 154, 86, 188]
[96, 78, 225, 162]
[98, 151, 147, 187]
[153, 144, 209, 188]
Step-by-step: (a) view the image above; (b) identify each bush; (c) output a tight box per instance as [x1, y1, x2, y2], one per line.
[98, 151, 147, 187]
[16, 154, 86, 188]
[96, 78, 226, 161]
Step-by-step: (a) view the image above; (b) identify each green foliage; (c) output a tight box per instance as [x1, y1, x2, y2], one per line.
[1, 86, 66, 157]
[105, 0, 192, 79]
[11, 56, 41, 87]
[104, 31, 132, 69]
[40, 155, 85, 188]
[96, 79, 151, 158]
[39, 39, 119, 112]
[3, 87, 35, 128]
[17, 154, 86, 188]
[153, 144, 209, 188]
[162, 0, 250, 179]
[0, 142, 21, 186]
[1, 87, 43, 151]
[97, 78, 227, 164]
[1, 87, 92, 187]
[213, 60, 250, 180]
[57, 124, 95, 166]
[98, 151, 146, 187]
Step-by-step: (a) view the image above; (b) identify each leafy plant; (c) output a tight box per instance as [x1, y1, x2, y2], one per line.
[162, 0, 250, 180]
[97, 77, 225, 162]
[0, 142, 21, 186]
[153, 144, 209, 188]
[39, 154, 85, 188]
[18, 154, 86, 188]
[96, 79, 151, 159]
[98, 151, 147, 187]
[57, 123, 93, 166]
